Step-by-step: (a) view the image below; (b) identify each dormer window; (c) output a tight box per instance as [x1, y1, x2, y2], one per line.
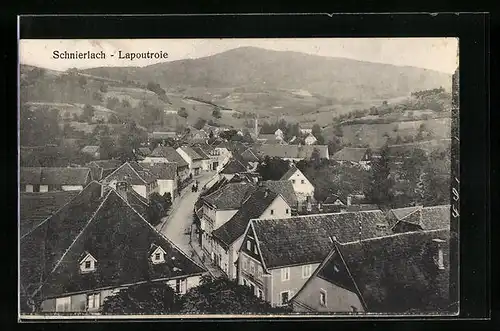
[80, 253, 97, 274]
[151, 246, 167, 264]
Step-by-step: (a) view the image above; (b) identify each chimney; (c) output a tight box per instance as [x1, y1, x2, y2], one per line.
[264, 188, 270, 198]
[116, 181, 129, 202]
[432, 238, 446, 270]
[347, 195, 352, 206]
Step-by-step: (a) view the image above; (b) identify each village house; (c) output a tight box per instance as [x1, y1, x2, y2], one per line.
[101, 161, 159, 199]
[142, 146, 190, 182]
[387, 205, 451, 233]
[20, 190, 79, 237]
[134, 147, 152, 160]
[211, 188, 291, 279]
[261, 180, 298, 212]
[238, 148, 261, 172]
[148, 131, 179, 142]
[176, 146, 204, 176]
[331, 148, 372, 169]
[280, 165, 315, 206]
[304, 133, 318, 145]
[80, 145, 100, 159]
[20, 167, 92, 193]
[212, 142, 233, 171]
[86, 160, 123, 181]
[20, 181, 206, 314]
[200, 182, 257, 258]
[138, 163, 178, 199]
[218, 158, 249, 181]
[255, 144, 329, 162]
[191, 146, 212, 172]
[236, 210, 392, 306]
[291, 228, 451, 313]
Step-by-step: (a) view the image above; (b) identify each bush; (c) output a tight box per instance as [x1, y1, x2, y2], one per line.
[178, 108, 188, 118]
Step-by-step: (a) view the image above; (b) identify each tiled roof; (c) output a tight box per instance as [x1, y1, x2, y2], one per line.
[252, 211, 390, 269]
[20, 191, 80, 237]
[220, 159, 248, 174]
[139, 163, 177, 181]
[179, 146, 203, 161]
[102, 162, 155, 185]
[89, 166, 104, 181]
[389, 205, 451, 231]
[20, 167, 91, 186]
[191, 147, 211, 159]
[150, 131, 178, 139]
[255, 144, 329, 159]
[136, 147, 151, 156]
[262, 180, 298, 207]
[201, 182, 256, 210]
[240, 148, 261, 162]
[81, 145, 100, 154]
[258, 134, 279, 141]
[149, 146, 189, 168]
[88, 159, 123, 170]
[332, 148, 369, 162]
[20, 182, 206, 301]
[280, 165, 300, 181]
[213, 188, 280, 248]
[331, 229, 451, 312]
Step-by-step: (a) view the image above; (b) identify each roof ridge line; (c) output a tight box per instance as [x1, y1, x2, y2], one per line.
[398, 205, 423, 221]
[32, 189, 113, 298]
[115, 191, 208, 273]
[340, 228, 448, 246]
[20, 182, 100, 241]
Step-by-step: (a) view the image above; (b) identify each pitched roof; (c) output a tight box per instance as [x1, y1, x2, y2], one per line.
[322, 229, 451, 312]
[139, 163, 177, 181]
[191, 147, 211, 159]
[89, 166, 104, 181]
[88, 159, 123, 170]
[220, 158, 248, 174]
[240, 148, 261, 162]
[332, 148, 369, 162]
[251, 211, 390, 269]
[20, 182, 206, 301]
[262, 180, 298, 207]
[136, 147, 151, 157]
[149, 131, 178, 140]
[280, 165, 301, 181]
[178, 146, 203, 160]
[20, 191, 80, 237]
[389, 205, 451, 231]
[102, 162, 156, 185]
[256, 144, 329, 159]
[149, 146, 189, 168]
[258, 134, 279, 141]
[20, 167, 91, 186]
[201, 182, 256, 210]
[213, 188, 281, 248]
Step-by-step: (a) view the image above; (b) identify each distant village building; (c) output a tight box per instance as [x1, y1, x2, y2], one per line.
[219, 158, 249, 181]
[143, 146, 190, 182]
[134, 147, 151, 160]
[20, 181, 206, 313]
[80, 145, 100, 159]
[20, 167, 92, 193]
[280, 165, 315, 206]
[191, 146, 212, 172]
[149, 131, 178, 141]
[102, 161, 159, 199]
[139, 163, 178, 199]
[255, 144, 329, 162]
[176, 146, 204, 176]
[331, 148, 372, 168]
[86, 159, 123, 181]
[304, 133, 318, 145]
[292, 228, 450, 313]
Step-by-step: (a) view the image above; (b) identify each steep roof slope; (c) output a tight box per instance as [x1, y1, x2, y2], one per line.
[201, 182, 256, 210]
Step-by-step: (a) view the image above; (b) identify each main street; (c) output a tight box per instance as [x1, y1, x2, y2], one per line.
[157, 171, 215, 260]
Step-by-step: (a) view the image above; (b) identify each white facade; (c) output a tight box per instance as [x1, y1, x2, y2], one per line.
[157, 179, 176, 199]
[286, 169, 315, 203]
[142, 156, 169, 164]
[62, 185, 84, 191]
[304, 134, 317, 145]
[176, 148, 202, 176]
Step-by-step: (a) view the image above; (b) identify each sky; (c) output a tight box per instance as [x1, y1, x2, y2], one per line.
[19, 38, 458, 74]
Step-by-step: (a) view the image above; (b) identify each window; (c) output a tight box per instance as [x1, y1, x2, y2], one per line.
[281, 267, 290, 281]
[292, 179, 296, 184]
[286, 209, 289, 214]
[270, 209, 274, 215]
[25, 185, 34, 192]
[257, 265, 263, 278]
[85, 261, 91, 269]
[280, 291, 290, 305]
[351, 306, 358, 312]
[87, 292, 100, 310]
[249, 261, 255, 274]
[302, 264, 312, 279]
[243, 257, 248, 271]
[253, 244, 258, 255]
[155, 253, 161, 260]
[243, 278, 247, 286]
[176, 279, 186, 294]
[246, 240, 251, 250]
[257, 289, 263, 299]
[301, 180, 305, 184]
[320, 290, 327, 307]
[55, 297, 71, 312]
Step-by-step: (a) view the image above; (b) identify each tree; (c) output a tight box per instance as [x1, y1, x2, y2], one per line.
[242, 130, 254, 143]
[147, 192, 166, 225]
[193, 118, 207, 130]
[327, 137, 342, 156]
[219, 129, 238, 141]
[99, 135, 115, 160]
[179, 276, 292, 314]
[116, 121, 146, 162]
[108, 114, 120, 124]
[178, 108, 188, 118]
[82, 104, 95, 123]
[106, 97, 120, 110]
[212, 108, 222, 119]
[256, 156, 290, 181]
[78, 75, 87, 87]
[365, 144, 394, 208]
[99, 83, 108, 93]
[162, 193, 172, 214]
[311, 148, 322, 168]
[102, 282, 181, 314]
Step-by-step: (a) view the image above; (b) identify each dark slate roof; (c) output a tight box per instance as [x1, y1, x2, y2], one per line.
[191, 147, 211, 159]
[213, 188, 280, 248]
[201, 182, 256, 210]
[389, 205, 451, 231]
[150, 131, 178, 140]
[332, 229, 451, 312]
[280, 165, 300, 181]
[88, 159, 123, 170]
[256, 144, 329, 159]
[136, 147, 151, 157]
[139, 162, 177, 181]
[102, 162, 156, 185]
[89, 166, 104, 181]
[20, 191, 80, 237]
[332, 148, 369, 162]
[252, 211, 390, 269]
[179, 146, 203, 160]
[149, 146, 189, 168]
[20, 167, 91, 186]
[220, 158, 248, 174]
[240, 148, 261, 162]
[20, 182, 206, 301]
[323, 195, 343, 205]
[262, 180, 298, 207]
